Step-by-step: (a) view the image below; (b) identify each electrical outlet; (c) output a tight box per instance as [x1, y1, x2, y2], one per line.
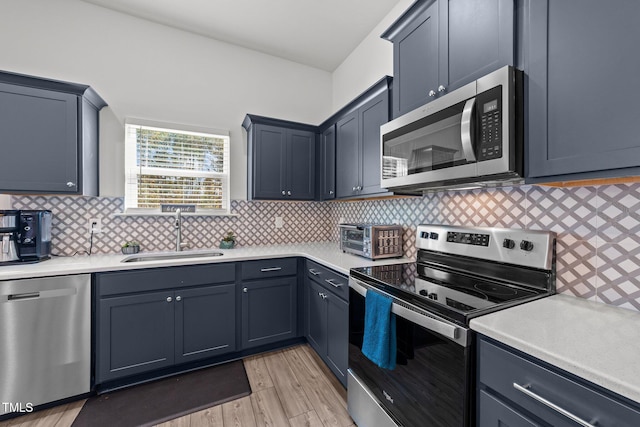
[275, 216, 284, 229]
[89, 218, 102, 234]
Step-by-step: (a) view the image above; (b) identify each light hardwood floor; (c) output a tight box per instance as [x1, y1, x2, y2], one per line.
[0, 344, 354, 427]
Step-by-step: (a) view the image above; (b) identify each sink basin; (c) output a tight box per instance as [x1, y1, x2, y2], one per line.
[121, 251, 224, 263]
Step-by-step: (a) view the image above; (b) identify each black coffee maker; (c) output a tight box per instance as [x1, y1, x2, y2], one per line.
[0, 209, 52, 263]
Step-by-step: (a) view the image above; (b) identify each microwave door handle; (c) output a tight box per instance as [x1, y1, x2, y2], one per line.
[460, 97, 477, 162]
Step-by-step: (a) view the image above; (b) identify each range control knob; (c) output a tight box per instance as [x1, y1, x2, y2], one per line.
[502, 238, 515, 249]
[520, 240, 534, 251]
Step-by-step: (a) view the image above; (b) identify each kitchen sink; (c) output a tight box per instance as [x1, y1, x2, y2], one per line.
[121, 250, 224, 263]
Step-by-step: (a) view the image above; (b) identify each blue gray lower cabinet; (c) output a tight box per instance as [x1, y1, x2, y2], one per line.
[241, 276, 298, 349]
[305, 261, 349, 387]
[477, 335, 640, 427]
[95, 263, 236, 384]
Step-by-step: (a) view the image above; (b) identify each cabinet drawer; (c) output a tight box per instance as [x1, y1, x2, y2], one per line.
[306, 260, 348, 300]
[241, 258, 297, 280]
[98, 263, 235, 296]
[478, 338, 640, 427]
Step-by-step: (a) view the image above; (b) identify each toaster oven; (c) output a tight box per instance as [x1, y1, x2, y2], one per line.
[339, 224, 403, 260]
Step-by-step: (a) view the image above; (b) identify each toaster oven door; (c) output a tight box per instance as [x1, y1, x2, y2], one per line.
[340, 226, 365, 255]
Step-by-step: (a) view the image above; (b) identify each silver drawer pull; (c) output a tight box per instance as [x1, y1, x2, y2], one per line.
[308, 269, 321, 276]
[260, 267, 282, 272]
[325, 279, 343, 288]
[8, 292, 41, 301]
[513, 383, 597, 427]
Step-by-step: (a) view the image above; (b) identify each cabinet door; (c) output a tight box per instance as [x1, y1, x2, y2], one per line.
[0, 83, 79, 193]
[391, 0, 439, 118]
[478, 390, 542, 427]
[174, 284, 236, 363]
[307, 279, 328, 355]
[526, 0, 640, 179]
[359, 92, 389, 196]
[98, 291, 174, 382]
[440, 0, 514, 93]
[320, 125, 336, 200]
[241, 277, 298, 349]
[336, 112, 360, 198]
[287, 129, 316, 200]
[252, 124, 287, 199]
[325, 292, 348, 386]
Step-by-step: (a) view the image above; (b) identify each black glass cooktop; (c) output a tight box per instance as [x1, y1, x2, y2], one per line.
[350, 262, 547, 325]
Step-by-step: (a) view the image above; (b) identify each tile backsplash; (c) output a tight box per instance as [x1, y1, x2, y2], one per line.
[11, 197, 331, 255]
[11, 182, 640, 312]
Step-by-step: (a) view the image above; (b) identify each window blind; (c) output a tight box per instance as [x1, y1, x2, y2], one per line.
[124, 122, 230, 213]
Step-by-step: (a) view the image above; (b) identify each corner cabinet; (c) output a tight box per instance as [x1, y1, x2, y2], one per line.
[95, 264, 236, 385]
[0, 70, 106, 195]
[524, 0, 640, 183]
[240, 258, 299, 349]
[382, 0, 514, 118]
[243, 115, 316, 200]
[477, 335, 640, 427]
[305, 260, 349, 387]
[318, 124, 336, 200]
[335, 77, 392, 199]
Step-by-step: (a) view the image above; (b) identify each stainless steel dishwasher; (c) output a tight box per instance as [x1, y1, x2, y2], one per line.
[0, 274, 91, 416]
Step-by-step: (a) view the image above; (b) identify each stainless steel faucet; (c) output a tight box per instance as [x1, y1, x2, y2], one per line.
[175, 209, 182, 251]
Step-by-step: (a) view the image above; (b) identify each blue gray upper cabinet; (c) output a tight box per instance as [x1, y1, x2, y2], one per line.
[383, 0, 514, 118]
[525, 0, 640, 182]
[243, 115, 316, 200]
[0, 70, 106, 195]
[334, 77, 392, 198]
[319, 125, 336, 200]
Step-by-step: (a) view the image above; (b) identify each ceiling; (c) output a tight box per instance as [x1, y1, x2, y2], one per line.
[81, 0, 402, 71]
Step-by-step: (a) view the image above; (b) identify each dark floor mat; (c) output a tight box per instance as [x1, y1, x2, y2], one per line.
[72, 360, 251, 427]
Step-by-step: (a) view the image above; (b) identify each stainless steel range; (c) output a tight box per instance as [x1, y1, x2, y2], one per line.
[347, 224, 556, 427]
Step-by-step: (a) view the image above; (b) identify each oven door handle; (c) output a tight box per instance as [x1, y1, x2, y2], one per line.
[350, 279, 462, 344]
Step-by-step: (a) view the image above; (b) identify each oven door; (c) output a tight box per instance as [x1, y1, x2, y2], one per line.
[348, 280, 474, 427]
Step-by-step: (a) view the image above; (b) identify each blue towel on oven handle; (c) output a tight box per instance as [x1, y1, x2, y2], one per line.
[361, 288, 397, 370]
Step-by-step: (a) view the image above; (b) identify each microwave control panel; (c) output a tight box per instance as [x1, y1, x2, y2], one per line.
[477, 86, 503, 162]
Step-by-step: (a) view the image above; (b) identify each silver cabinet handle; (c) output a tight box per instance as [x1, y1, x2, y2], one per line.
[513, 383, 596, 427]
[66, 182, 76, 187]
[260, 267, 282, 272]
[166, 296, 173, 302]
[318, 292, 327, 299]
[281, 190, 286, 195]
[175, 296, 182, 302]
[460, 97, 477, 162]
[438, 85, 446, 93]
[287, 191, 291, 196]
[243, 287, 248, 293]
[329, 190, 334, 195]
[429, 90, 436, 97]
[352, 186, 357, 191]
[325, 279, 343, 288]
[308, 269, 321, 276]
[356, 186, 362, 191]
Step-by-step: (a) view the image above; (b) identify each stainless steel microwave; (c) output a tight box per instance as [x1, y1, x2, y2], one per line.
[380, 66, 523, 193]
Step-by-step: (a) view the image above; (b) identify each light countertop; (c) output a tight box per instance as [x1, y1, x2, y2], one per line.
[0, 241, 413, 281]
[470, 294, 640, 404]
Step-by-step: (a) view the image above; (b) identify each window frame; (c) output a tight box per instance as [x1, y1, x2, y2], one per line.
[123, 118, 231, 216]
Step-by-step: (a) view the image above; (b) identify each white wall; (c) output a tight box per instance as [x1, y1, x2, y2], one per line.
[1, 0, 332, 199]
[331, 0, 414, 112]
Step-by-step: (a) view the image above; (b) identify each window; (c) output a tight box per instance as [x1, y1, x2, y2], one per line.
[124, 120, 230, 214]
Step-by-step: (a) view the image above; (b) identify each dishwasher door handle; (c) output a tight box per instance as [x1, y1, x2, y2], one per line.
[2, 287, 77, 303]
[8, 292, 41, 301]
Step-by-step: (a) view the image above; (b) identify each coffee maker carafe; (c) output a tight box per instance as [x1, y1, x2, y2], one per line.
[0, 210, 20, 263]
